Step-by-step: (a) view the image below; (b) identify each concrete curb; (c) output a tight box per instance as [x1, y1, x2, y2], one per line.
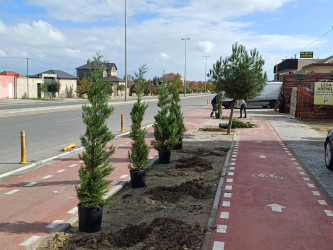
[201, 130, 237, 250]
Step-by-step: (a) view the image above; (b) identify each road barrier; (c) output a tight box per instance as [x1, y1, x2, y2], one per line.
[20, 131, 28, 164]
[121, 114, 124, 132]
[62, 144, 76, 151]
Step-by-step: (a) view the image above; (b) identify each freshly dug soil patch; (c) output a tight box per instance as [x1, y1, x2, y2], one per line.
[38, 129, 233, 249]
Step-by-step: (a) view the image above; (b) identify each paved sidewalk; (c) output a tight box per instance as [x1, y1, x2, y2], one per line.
[207, 111, 333, 250]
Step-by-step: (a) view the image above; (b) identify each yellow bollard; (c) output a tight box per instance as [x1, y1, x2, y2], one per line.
[62, 143, 76, 151]
[20, 131, 28, 164]
[121, 114, 124, 133]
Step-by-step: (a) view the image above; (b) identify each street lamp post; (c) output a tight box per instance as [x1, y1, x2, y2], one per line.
[124, 0, 127, 101]
[181, 37, 190, 97]
[203, 55, 209, 94]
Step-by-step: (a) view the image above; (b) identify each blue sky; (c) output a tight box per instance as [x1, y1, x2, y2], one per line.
[0, 0, 332, 81]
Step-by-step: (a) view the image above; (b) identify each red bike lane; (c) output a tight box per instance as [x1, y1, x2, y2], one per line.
[0, 107, 210, 250]
[210, 117, 333, 250]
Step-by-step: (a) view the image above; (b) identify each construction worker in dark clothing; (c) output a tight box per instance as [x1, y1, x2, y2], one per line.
[210, 95, 217, 117]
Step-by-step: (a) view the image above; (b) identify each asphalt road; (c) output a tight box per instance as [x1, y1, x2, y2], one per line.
[0, 95, 212, 175]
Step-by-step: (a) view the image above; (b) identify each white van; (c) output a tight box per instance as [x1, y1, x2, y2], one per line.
[247, 82, 282, 108]
[222, 82, 282, 109]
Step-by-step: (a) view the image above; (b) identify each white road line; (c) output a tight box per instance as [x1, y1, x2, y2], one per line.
[224, 193, 232, 198]
[307, 183, 315, 188]
[232, 155, 237, 158]
[217, 225, 227, 233]
[68, 164, 77, 168]
[225, 185, 232, 190]
[46, 220, 64, 229]
[260, 155, 267, 159]
[120, 175, 129, 179]
[57, 169, 66, 173]
[229, 162, 235, 165]
[5, 189, 20, 194]
[226, 178, 233, 183]
[19, 236, 41, 247]
[213, 241, 225, 250]
[318, 200, 327, 205]
[42, 175, 53, 179]
[25, 182, 37, 187]
[231, 158, 236, 161]
[228, 172, 234, 176]
[303, 177, 310, 181]
[312, 191, 320, 196]
[220, 212, 229, 219]
[229, 167, 235, 171]
[222, 201, 230, 207]
[296, 167, 302, 170]
[67, 207, 78, 214]
[324, 210, 333, 217]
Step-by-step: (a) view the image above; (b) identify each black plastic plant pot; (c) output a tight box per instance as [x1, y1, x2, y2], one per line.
[78, 203, 103, 233]
[158, 150, 171, 164]
[173, 138, 183, 150]
[130, 169, 146, 188]
[215, 113, 221, 119]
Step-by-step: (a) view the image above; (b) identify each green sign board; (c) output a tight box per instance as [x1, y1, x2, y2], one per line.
[300, 52, 313, 58]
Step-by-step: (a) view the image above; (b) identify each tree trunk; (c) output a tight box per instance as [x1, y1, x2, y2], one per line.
[227, 100, 236, 135]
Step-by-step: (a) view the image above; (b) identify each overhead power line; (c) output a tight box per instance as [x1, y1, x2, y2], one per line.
[0, 56, 74, 71]
[294, 25, 333, 58]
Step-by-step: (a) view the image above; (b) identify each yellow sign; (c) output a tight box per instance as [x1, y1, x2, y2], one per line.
[314, 82, 333, 105]
[300, 52, 313, 58]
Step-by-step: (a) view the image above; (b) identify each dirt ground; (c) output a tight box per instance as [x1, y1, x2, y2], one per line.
[37, 120, 234, 250]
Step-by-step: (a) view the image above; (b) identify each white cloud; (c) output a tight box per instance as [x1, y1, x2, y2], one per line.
[0, 50, 6, 56]
[198, 41, 213, 53]
[160, 53, 170, 59]
[9, 20, 66, 46]
[0, 20, 6, 33]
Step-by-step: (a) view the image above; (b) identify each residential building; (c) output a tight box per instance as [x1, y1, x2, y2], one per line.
[76, 61, 125, 97]
[15, 70, 77, 98]
[0, 71, 25, 99]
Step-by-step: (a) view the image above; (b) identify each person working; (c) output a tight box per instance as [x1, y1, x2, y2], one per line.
[237, 99, 247, 118]
[210, 95, 217, 117]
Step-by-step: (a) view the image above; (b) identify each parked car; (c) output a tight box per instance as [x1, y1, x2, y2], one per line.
[325, 129, 333, 170]
[221, 82, 282, 109]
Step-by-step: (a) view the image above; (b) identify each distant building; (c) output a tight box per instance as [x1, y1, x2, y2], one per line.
[13, 70, 78, 99]
[76, 61, 125, 97]
[161, 73, 184, 83]
[0, 71, 25, 99]
[274, 55, 333, 81]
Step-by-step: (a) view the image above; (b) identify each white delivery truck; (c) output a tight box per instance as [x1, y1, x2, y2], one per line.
[222, 81, 282, 109]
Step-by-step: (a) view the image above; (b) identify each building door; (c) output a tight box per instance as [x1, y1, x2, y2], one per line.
[8, 82, 13, 98]
[37, 83, 41, 98]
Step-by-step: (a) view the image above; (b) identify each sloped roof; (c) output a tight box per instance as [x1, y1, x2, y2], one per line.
[76, 61, 117, 70]
[30, 70, 77, 79]
[0, 71, 26, 77]
[319, 55, 333, 64]
[162, 73, 181, 79]
[103, 76, 125, 83]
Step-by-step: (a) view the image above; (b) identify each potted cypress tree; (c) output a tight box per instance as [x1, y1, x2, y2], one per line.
[170, 81, 186, 150]
[76, 55, 115, 233]
[151, 82, 178, 164]
[128, 65, 149, 188]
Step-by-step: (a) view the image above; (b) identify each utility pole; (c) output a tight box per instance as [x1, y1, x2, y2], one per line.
[124, 0, 128, 101]
[26, 58, 29, 98]
[203, 55, 209, 94]
[181, 37, 190, 97]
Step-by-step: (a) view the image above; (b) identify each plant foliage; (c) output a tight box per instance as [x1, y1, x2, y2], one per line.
[209, 43, 267, 134]
[76, 54, 115, 208]
[170, 82, 186, 140]
[151, 82, 178, 152]
[128, 65, 149, 171]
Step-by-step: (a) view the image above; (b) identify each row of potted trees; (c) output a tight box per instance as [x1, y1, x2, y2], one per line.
[76, 59, 186, 232]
